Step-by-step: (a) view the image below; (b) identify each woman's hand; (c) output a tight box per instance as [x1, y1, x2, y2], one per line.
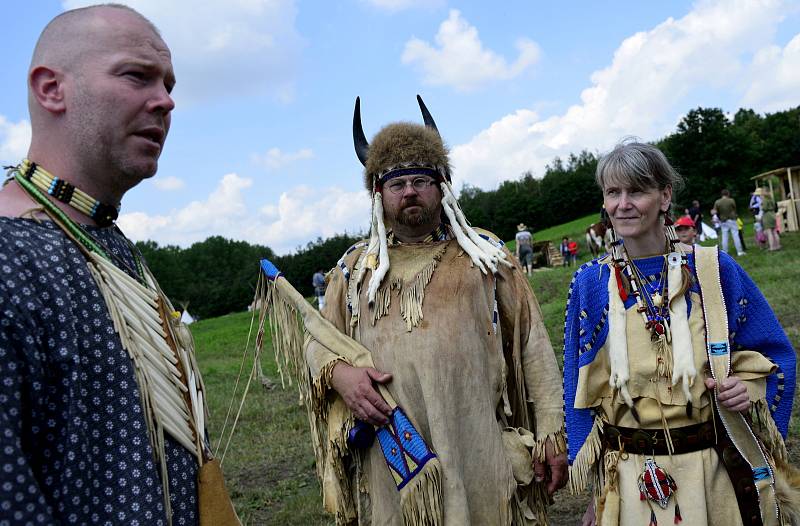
[704, 376, 750, 413]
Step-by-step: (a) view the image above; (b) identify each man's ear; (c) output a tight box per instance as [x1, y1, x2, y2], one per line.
[29, 66, 66, 114]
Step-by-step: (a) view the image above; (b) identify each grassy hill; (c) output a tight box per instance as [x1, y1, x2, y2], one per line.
[196, 226, 800, 524]
[506, 213, 598, 253]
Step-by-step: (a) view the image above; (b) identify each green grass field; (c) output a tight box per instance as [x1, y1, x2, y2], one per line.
[196, 226, 800, 525]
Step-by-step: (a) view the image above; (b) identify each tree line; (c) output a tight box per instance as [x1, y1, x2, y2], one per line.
[460, 106, 800, 240]
[136, 233, 362, 319]
[140, 105, 800, 318]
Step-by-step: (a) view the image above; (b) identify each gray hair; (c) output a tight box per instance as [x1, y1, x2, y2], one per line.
[595, 140, 684, 193]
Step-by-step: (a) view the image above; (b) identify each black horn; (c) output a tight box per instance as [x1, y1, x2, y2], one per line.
[416, 94, 439, 135]
[353, 97, 369, 166]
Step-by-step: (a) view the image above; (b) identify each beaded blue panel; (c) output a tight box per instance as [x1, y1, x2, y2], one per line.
[375, 407, 437, 490]
[752, 466, 771, 481]
[708, 341, 729, 356]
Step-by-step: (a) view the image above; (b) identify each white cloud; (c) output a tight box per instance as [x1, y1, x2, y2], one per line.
[402, 9, 540, 92]
[741, 33, 800, 112]
[151, 175, 185, 191]
[0, 116, 31, 164]
[451, 0, 789, 189]
[62, 0, 303, 104]
[118, 173, 371, 254]
[362, 0, 445, 12]
[251, 147, 314, 171]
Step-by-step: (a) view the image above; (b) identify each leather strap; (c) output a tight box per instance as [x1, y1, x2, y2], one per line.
[696, 245, 779, 526]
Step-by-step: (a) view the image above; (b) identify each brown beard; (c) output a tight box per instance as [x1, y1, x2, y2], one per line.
[391, 198, 438, 227]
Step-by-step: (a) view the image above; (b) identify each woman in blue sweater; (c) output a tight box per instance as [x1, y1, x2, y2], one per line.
[564, 141, 797, 526]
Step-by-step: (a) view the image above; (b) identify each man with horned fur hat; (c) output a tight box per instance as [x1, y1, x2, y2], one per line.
[303, 96, 567, 525]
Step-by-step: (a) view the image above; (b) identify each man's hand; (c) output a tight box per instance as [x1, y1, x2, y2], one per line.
[533, 440, 568, 495]
[330, 362, 393, 426]
[704, 376, 750, 413]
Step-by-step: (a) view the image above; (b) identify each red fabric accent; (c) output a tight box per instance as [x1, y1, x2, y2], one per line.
[614, 265, 628, 301]
[674, 503, 682, 523]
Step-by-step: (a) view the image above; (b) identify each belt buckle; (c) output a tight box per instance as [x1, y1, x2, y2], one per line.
[604, 426, 621, 446]
[631, 430, 655, 452]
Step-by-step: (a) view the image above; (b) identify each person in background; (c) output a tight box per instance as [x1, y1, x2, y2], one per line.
[736, 216, 748, 252]
[674, 215, 697, 245]
[713, 189, 745, 256]
[312, 268, 326, 309]
[710, 207, 721, 238]
[515, 222, 534, 275]
[760, 188, 783, 251]
[567, 237, 579, 266]
[749, 188, 763, 217]
[686, 199, 704, 241]
[561, 236, 571, 267]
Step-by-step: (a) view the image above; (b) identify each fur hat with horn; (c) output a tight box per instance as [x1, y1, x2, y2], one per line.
[352, 95, 509, 307]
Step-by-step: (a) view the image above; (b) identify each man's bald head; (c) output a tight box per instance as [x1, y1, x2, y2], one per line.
[25, 3, 175, 200]
[31, 4, 161, 73]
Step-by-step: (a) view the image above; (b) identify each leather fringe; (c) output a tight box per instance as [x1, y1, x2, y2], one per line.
[568, 416, 604, 494]
[775, 460, 800, 526]
[752, 399, 789, 464]
[370, 244, 446, 330]
[532, 427, 568, 462]
[262, 279, 360, 525]
[400, 457, 444, 526]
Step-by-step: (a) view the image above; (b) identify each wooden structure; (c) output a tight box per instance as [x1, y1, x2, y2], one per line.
[752, 166, 800, 232]
[532, 240, 563, 267]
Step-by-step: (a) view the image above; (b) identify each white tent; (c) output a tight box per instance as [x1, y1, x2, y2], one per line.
[179, 303, 195, 324]
[701, 222, 717, 240]
[180, 310, 195, 324]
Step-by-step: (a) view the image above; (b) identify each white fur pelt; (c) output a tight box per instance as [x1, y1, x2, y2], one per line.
[362, 182, 511, 308]
[667, 255, 696, 407]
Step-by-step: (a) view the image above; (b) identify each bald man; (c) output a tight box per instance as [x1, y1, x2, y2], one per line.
[0, 5, 237, 525]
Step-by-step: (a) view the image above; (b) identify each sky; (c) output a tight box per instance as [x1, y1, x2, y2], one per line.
[1, 0, 799, 254]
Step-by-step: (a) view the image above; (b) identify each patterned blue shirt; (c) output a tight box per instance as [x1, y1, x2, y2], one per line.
[0, 218, 198, 525]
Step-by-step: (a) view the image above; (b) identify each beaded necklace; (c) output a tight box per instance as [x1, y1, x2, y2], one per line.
[624, 246, 671, 342]
[16, 158, 119, 226]
[8, 162, 145, 283]
[609, 226, 687, 380]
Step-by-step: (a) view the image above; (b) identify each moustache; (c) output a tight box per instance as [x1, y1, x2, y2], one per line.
[401, 197, 423, 208]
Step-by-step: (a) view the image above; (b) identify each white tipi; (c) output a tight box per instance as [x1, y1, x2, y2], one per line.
[179, 302, 195, 324]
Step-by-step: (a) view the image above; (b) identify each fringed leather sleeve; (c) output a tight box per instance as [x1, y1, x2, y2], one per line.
[305, 267, 353, 393]
[497, 252, 565, 442]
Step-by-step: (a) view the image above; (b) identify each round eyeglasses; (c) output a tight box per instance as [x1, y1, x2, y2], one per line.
[383, 176, 437, 195]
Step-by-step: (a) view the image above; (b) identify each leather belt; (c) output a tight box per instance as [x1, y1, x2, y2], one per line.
[602, 418, 763, 525]
[602, 421, 717, 455]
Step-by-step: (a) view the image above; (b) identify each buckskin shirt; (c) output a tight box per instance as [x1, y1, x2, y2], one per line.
[305, 228, 565, 525]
